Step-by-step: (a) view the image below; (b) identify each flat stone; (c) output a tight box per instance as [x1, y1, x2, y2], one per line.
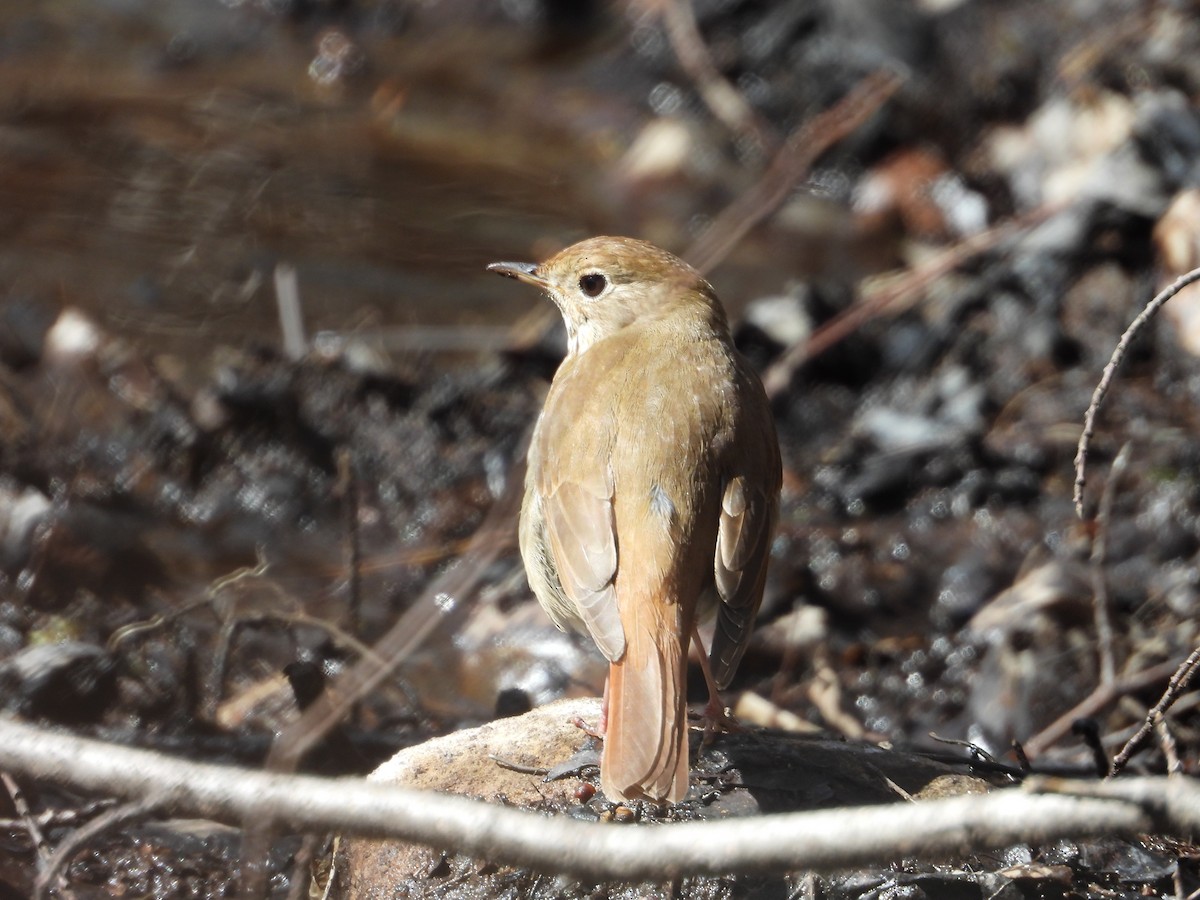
[334, 697, 991, 898]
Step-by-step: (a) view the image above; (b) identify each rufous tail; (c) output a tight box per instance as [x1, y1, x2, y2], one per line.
[601, 626, 689, 803]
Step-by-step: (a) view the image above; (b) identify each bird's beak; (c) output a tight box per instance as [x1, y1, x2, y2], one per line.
[487, 261, 550, 289]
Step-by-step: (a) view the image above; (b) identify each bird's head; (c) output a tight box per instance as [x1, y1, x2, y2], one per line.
[488, 236, 725, 356]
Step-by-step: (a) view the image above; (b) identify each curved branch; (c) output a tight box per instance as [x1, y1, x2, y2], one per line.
[1, 718, 1197, 882]
[1074, 266, 1200, 518]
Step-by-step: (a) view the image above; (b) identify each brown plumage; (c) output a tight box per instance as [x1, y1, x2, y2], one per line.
[489, 236, 780, 803]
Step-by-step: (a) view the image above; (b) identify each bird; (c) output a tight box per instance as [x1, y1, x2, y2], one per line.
[488, 236, 780, 803]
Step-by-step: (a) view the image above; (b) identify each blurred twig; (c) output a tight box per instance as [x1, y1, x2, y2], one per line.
[274, 263, 307, 360]
[653, 0, 777, 153]
[685, 70, 903, 276]
[761, 202, 1060, 399]
[1155, 718, 1182, 777]
[1090, 442, 1130, 688]
[2, 769, 66, 897]
[33, 795, 167, 900]
[1110, 646, 1200, 775]
[1074, 266, 1200, 518]
[1021, 656, 1186, 758]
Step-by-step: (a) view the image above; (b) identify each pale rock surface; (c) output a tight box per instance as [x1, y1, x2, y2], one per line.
[335, 697, 987, 898]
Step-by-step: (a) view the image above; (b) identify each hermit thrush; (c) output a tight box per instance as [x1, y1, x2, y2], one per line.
[489, 236, 780, 803]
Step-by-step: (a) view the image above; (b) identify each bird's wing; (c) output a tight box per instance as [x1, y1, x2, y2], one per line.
[542, 471, 625, 661]
[711, 473, 776, 688]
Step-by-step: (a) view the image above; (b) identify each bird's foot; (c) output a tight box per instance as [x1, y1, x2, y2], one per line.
[568, 715, 604, 741]
[693, 697, 742, 748]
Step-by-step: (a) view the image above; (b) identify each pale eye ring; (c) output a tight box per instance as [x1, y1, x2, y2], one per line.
[579, 273, 607, 297]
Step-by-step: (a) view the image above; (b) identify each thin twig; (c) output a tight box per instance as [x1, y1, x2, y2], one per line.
[1074, 266, 1200, 518]
[927, 733, 1008, 771]
[655, 0, 777, 153]
[1021, 657, 1185, 758]
[275, 263, 307, 360]
[2, 770, 68, 896]
[207, 612, 240, 722]
[761, 202, 1060, 399]
[1090, 442, 1130, 688]
[1, 772, 50, 861]
[34, 794, 168, 900]
[684, 69, 903, 276]
[489, 755, 551, 777]
[285, 833, 324, 900]
[0, 798, 117, 832]
[1154, 717, 1182, 777]
[1110, 645, 1200, 775]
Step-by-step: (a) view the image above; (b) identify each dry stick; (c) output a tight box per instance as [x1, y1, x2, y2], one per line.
[107, 552, 275, 654]
[656, 0, 777, 154]
[1, 770, 68, 897]
[274, 263, 307, 361]
[684, 69, 903, 277]
[761, 203, 1060, 399]
[1154, 717, 1182, 777]
[1090, 442, 1130, 689]
[33, 794, 168, 900]
[1, 771, 50, 861]
[284, 833, 324, 900]
[1110, 646, 1200, 775]
[1021, 656, 1186, 758]
[0, 798, 117, 833]
[262, 610, 389, 671]
[2, 717, 1200, 881]
[1074, 266, 1200, 518]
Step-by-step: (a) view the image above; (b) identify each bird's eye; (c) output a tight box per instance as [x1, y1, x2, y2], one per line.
[579, 273, 607, 297]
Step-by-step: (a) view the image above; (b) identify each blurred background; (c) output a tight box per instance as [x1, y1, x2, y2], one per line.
[1, 0, 1199, 893]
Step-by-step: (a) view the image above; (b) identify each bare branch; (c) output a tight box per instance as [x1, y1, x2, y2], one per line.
[1154, 717, 1182, 777]
[1074, 266, 1200, 518]
[654, 0, 777, 152]
[2, 771, 50, 861]
[685, 70, 902, 276]
[1090, 441, 1130, 688]
[1021, 656, 1186, 758]
[1111, 645, 1200, 775]
[0, 718, 1197, 882]
[274, 263, 307, 361]
[762, 202, 1059, 399]
[34, 794, 168, 900]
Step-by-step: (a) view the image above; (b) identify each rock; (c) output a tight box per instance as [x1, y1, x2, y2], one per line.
[336, 697, 988, 898]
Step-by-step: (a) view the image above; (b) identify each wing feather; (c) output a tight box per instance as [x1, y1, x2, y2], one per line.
[711, 475, 775, 687]
[543, 478, 625, 661]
